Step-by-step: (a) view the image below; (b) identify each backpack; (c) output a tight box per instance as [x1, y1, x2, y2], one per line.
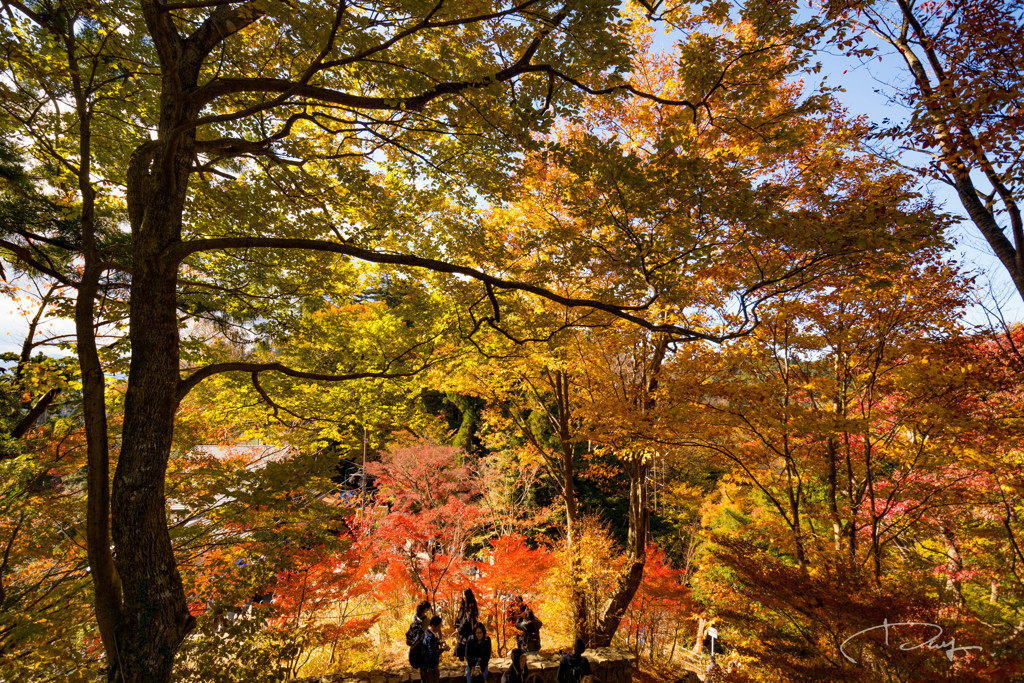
[405, 618, 423, 647]
[407, 619, 426, 668]
[562, 653, 585, 683]
[516, 616, 542, 634]
[408, 633, 426, 669]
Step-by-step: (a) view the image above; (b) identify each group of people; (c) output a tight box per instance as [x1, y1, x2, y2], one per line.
[406, 589, 594, 683]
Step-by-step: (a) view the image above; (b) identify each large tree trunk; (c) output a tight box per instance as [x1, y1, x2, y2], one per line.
[107, 57, 200, 679]
[110, 246, 195, 680]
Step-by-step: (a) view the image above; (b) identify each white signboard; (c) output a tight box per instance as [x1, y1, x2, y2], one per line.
[707, 626, 718, 640]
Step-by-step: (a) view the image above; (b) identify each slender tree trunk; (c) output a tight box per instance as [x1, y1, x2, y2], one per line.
[863, 433, 882, 585]
[590, 335, 668, 646]
[942, 526, 966, 610]
[1001, 500, 1024, 592]
[780, 329, 806, 571]
[826, 436, 843, 553]
[784, 455, 806, 571]
[554, 371, 589, 642]
[591, 453, 650, 646]
[844, 434, 857, 562]
[649, 618, 656, 661]
[889, 5, 1024, 301]
[71, 92, 123, 676]
[565, 461, 589, 642]
[81, 256, 124, 674]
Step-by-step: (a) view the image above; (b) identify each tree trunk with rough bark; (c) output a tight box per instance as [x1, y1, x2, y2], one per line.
[104, 27, 206, 678]
[552, 371, 589, 643]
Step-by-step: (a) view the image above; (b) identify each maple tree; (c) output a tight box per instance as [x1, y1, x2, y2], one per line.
[619, 545, 693, 663]
[454, 6, 954, 647]
[673, 255, 967, 569]
[454, 340, 596, 639]
[0, 291, 107, 679]
[0, 418, 98, 681]
[475, 533, 555, 655]
[696, 532, 1008, 682]
[669, 253, 1024, 678]
[362, 442, 483, 608]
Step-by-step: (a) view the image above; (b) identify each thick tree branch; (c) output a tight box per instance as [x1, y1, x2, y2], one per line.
[10, 388, 60, 439]
[141, 0, 184, 80]
[188, 1, 269, 57]
[186, 1, 565, 128]
[177, 359, 428, 402]
[168, 236, 750, 341]
[0, 239, 75, 286]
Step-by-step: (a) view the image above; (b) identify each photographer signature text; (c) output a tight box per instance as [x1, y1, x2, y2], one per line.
[840, 619, 983, 664]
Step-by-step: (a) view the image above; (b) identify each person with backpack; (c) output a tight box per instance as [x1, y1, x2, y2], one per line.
[557, 638, 593, 683]
[513, 597, 542, 653]
[501, 647, 530, 683]
[406, 600, 432, 671]
[407, 600, 431, 641]
[420, 615, 448, 683]
[455, 587, 480, 661]
[464, 622, 491, 683]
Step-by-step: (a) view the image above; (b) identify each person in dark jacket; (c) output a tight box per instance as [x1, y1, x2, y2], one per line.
[501, 648, 530, 683]
[505, 597, 521, 632]
[455, 587, 480, 660]
[420, 615, 448, 683]
[464, 622, 491, 683]
[557, 638, 593, 683]
[513, 598, 542, 652]
[407, 599, 431, 646]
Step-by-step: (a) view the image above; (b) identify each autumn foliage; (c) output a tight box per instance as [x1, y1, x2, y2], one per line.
[3, 1, 1024, 682]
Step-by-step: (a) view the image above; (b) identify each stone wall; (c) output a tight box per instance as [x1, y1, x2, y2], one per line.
[289, 647, 636, 683]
